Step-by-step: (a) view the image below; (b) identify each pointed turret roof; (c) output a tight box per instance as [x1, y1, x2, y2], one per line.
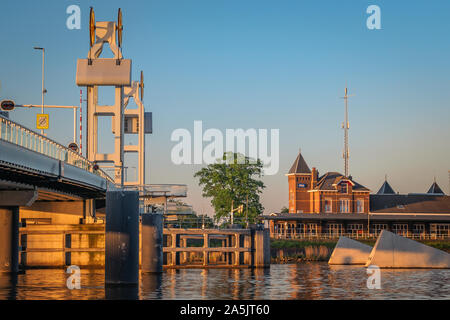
[288, 151, 311, 174]
[377, 180, 396, 195]
[427, 182, 444, 195]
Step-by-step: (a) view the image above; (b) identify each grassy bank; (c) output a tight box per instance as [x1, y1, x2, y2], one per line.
[270, 238, 450, 264]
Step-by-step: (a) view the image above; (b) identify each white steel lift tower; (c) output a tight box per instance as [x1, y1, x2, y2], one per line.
[75, 8, 150, 186]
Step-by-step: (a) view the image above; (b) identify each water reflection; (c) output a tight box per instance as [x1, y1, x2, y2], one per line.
[106, 284, 139, 300]
[0, 263, 449, 300]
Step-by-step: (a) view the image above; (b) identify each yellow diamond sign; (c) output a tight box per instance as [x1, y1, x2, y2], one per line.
[36, 114, 49, 130]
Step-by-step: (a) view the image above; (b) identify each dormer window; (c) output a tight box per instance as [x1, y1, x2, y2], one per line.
[340, 183, 348, 194]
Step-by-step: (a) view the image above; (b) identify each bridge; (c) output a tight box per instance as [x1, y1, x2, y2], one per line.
[0, 114, 193, 274]
[0, 116, 113, 200]
[0, 115, 114, 273]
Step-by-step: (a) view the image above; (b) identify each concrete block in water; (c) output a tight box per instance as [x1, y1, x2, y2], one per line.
[365, 230, 450, 268]
[328, 236, 372, 265]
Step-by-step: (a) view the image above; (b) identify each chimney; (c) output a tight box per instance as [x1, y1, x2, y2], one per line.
[311, 167, 318, 189]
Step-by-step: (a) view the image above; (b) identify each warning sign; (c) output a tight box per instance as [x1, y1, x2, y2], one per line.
[36, 114, 49, 130]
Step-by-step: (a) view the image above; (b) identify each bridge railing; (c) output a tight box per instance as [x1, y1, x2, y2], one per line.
[0, 116, 113, 183]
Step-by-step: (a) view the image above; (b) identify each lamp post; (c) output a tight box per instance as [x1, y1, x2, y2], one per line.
[33, 47, 45, 135]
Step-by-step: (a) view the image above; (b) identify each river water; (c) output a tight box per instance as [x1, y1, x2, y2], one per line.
[0, 263, 449, 300]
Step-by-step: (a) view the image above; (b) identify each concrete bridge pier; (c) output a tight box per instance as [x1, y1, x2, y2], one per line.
[0, 190, 37, 273]
[0, 207, 19, 273]
[141, 213, 163, 273]
[105, 190, 139, 285]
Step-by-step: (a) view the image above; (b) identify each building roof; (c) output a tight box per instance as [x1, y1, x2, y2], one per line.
[370, 194, 450, 214]
[376, 180, 396, 195]
[288, 151, 311, 174]
[427, 182, 445, 195]
[315, 172, 369, 191]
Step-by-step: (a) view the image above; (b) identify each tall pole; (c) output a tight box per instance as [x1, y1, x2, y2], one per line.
[34, 47, 45, 135]
[341, 87, 354, 178]
[230, 200, 234, 226]
[344, 88, 349, 177]
[246, 194, 249, 228]
[41, 49, 45, 117]
[80, 89, 83, 155]
[73, 106, 76, 144]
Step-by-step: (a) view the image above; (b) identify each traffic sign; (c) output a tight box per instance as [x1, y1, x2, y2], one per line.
[0, 100, 15, 111]
[68, 142, 79, 152]
[36, 114, 49, 129]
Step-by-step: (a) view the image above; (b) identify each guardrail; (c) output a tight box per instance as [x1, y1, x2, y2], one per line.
[271, 232, 450, 240]
[124, 184, 188, 197]
[0, 116, 113, 183]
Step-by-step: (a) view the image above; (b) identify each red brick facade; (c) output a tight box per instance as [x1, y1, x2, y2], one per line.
[287, 152, 370, 214]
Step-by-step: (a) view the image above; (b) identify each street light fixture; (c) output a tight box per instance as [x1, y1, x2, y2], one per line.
[33, 47, 45, 134]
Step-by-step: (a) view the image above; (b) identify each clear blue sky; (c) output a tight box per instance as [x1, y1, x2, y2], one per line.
[1, 0, 449, 214]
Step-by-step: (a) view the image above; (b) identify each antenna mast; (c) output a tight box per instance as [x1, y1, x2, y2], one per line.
[341, 87, 354, 177]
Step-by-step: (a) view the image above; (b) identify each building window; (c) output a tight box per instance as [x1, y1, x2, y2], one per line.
[340, 183, 348, 194]
[327, 223, 344, 236]
[307, 223, 318, 235]
[296, 223, 305, 236]
[347, 224, 364, 236]
[392, 224, 408, 236]
[287, 223, 295, 238]
[430, 224, 450, 237]
[412, 224, 425, 235]
[372, 224, 388, 236]
[339, 199, 350, 213]
[324, 199, 332, 213]
[356, 200, 364, 213]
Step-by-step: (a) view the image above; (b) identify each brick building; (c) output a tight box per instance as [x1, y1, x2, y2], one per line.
[264, 151, 450, 239]
[287, 151, 370, 214]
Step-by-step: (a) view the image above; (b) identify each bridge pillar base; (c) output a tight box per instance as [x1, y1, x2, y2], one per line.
[105, 190, 139, 285]
[0, 207, 19, 273]
[141, 213, 163, 273]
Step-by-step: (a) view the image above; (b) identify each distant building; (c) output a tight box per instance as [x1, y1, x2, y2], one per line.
[264, 151, 450, 239]
[287, 151, 370, 214]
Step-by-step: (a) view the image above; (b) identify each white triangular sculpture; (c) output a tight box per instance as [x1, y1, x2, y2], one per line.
[366, 230, 450, 268]
[328, 236, 372, 265]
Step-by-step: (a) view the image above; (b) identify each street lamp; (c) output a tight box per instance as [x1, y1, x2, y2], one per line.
[33, 47, 46, 134]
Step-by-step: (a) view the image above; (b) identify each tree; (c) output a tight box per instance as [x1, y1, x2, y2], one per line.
[194, 152, 265, 225]
[280, 206, 289, 213]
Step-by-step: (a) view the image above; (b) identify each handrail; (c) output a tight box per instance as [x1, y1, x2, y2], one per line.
[124, 184, 188, 197]
[0, 116, 114, 183]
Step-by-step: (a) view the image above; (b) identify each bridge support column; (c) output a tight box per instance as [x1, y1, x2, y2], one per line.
[0, 207, 19, 273]
[141, 213, 163, 273]
[203, 234, 209, 266]
[105, 190, 139, 285]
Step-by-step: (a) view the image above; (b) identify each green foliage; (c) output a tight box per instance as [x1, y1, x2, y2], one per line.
[271, 239, 337, 249]
[194, 152, 266, 225]
[280, 206, 289, 213]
